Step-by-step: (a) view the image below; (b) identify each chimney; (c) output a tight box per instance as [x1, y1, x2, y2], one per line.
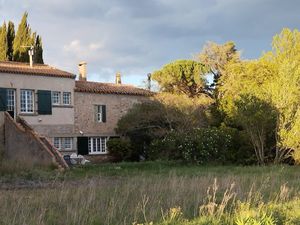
[115, 72, 121, 84]
[28, 46, 34, 67]
[78, 61, 87, 81]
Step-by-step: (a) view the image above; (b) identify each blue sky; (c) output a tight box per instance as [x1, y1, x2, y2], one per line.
[0, 0, 299, 87]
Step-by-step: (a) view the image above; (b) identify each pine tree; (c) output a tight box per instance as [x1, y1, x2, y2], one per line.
[0, 22, 8, 61]
[33, 34, 44, 64]
[13, 12, 32, 62]
[7, 21, 15, 61]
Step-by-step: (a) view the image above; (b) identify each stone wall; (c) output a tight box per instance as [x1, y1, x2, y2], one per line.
[4, 114, 57, 168]
[0, 112, 4, 157]
[74, 92, 147, 136]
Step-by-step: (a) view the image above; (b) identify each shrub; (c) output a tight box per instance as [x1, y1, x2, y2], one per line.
[106, 138, 133, 162]
[149, 127, 236, 164]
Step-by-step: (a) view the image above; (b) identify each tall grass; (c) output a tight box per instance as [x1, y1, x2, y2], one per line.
[0, 163, 300, 225]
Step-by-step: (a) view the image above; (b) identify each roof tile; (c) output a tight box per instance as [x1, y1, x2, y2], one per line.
[75, 80, 153, 96]
[0, 61, 75, 78]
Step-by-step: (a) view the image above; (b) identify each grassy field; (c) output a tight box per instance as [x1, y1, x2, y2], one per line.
[0, 162, 300, 224]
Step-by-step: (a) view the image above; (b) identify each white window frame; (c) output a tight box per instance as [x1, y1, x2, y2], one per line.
[20, 89, 34, 113]
[53, 137, 61, 150]
[7, 89, 15, 111]
[63, 137, 72, 150]
[53, 137, 73, 151]
[88, 137, 108, 155]
[62, 92, 71, 105]
[52, 91, 61, 105]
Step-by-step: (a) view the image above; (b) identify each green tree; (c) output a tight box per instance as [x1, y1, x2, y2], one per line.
[0, 22, 8, 61]
[220, 28, 300, 164]
[6, 21, 15, 61]
[233, 94, 276, 165]
[198, 41, 240, 96]
[33, 34, 43, 64]
[13, 12, 32, 62]
[151, 60, 209, 98]
[116, 93, 212, 159]
[264, 28, 300, 163]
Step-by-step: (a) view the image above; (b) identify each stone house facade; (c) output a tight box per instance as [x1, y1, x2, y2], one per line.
[74, 80, 151, 156]
[0, 61, 152, 161]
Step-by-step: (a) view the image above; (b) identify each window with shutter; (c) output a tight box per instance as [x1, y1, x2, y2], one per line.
[95, 105, 106, 123]
[21, 89, 34, 113]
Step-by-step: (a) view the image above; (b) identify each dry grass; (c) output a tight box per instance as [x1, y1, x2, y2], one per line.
[0, 162, 300, 224]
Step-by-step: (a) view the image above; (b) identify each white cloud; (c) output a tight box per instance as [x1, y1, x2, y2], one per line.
[1, 0, 300, 85]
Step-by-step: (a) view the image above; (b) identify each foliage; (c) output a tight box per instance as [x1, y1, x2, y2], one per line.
[151, 60, 209, 98]
[149, 127, 235, 164]
[264, 28, 300, 163]
[0, 22, 8, 61]
[13, 12, 32, 62]
[106, 138, 134, 161]
[198, 41, 240, 97]
[218, 28, 300, 164]
[116, 93, 213, 160]
[0, 12, 44, 63]
[233, 94, 277, 165]
[33, 34, 44, 64]
[0, 23, 7, 61]
[6, 21, 15, 61]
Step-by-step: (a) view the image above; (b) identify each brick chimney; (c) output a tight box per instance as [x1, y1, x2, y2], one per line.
[78, 61, 87, 81]
[115, 72, 121, 84]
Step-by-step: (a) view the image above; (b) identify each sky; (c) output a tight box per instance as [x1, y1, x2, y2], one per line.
[0, 0, 299, 87]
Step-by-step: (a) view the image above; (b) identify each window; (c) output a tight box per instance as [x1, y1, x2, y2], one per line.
[53, 137, 73, 150]
[88, 137, 107, 154]
[7, 89, 15, 111]
[63, 92, 71, 105]
[96, 105, 103, 122]
[63, 137, 72, 150]
[20, 90, 34, 113]
[95, 105, 106, 122]
[53, 137, 61, 149]
[52, 91, 61, 105]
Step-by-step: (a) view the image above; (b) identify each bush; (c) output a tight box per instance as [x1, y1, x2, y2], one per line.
[106, 138, 133, 162]
[149, 127, 236, 164]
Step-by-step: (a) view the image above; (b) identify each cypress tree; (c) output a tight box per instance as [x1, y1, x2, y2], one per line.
[0, 22, 8, 61]
[7, 21, 15, 61]
[13, 12, 32, 62]
[33, 34, 44, 64]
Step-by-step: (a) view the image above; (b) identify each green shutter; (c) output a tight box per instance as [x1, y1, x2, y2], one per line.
[0, 88, 7, 111]
[37, 90, 52, 115]
[102, 105, 106, 122]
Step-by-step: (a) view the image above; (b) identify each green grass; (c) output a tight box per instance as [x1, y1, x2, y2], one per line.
[0, 161, 300, 224]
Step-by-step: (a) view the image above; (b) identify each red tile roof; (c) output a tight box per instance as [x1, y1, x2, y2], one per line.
[75, 80, 153, 96]
[0, 61, 75, 78]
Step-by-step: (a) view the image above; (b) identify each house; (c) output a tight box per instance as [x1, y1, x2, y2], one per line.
[0, 60, 152, 165]
[73, 62, 152, 161]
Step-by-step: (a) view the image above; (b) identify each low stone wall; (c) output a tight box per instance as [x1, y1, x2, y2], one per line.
[85, 154, 115, 163]
[4, 114, 57, 168]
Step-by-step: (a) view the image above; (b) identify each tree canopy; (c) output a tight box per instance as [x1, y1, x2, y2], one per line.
[151, 60, 209, 98]
[0, 12, 44, 63]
